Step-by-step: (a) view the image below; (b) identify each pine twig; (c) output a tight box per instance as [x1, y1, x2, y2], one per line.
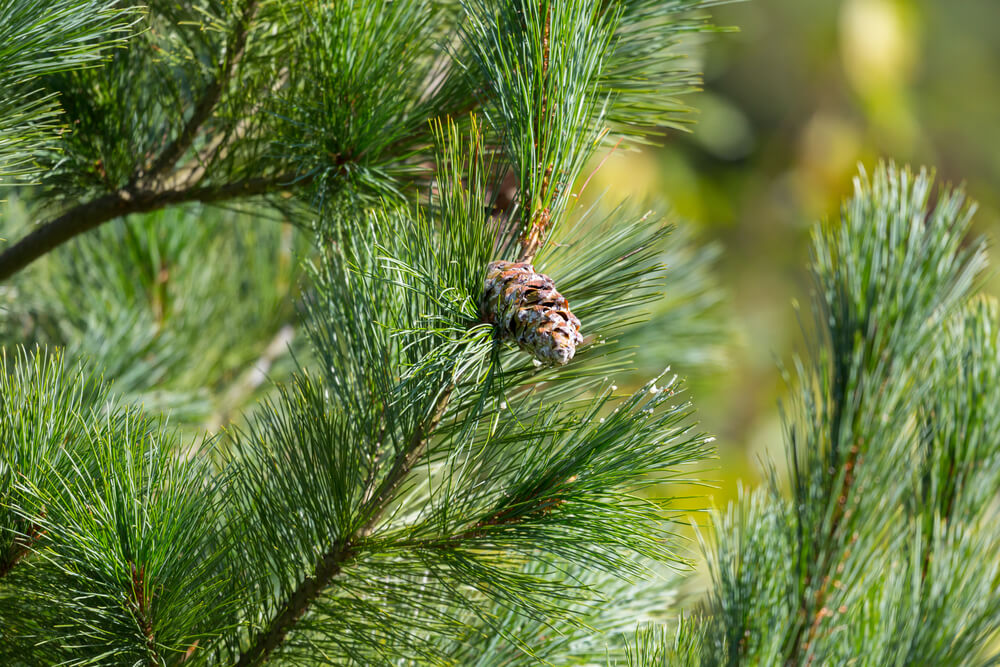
[359, 386, 454, 536]
[0, 518, 43, 579]
[382, 484, 574, 553]
[0, 546, 27, 579]
[0, 0, 270, 282]
[234, 386, 454, 667]
[164, 66, 292, 190]
[787, 441, 862, 664]
[233, 544, 353, 667]
[126, 561, 161, 666]
[517, 193, 551, 264]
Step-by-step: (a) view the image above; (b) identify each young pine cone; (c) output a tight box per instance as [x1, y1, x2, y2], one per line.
[480, 260, 583, 365]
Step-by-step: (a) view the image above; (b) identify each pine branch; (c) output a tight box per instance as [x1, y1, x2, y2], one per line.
[787, 440, 861, 663]
[685, 164, 997, 665]
[234, 385, 454, 666]
[359, 385, 454, 535]
[1, 1, 470, 279]
[1, 389, 233, 664]
[125, 562, 161, 666]
[0, 174, 306, 281]
[0, 0, 272, 281]
[233, 543, 353, 667]
[0, 517, 42, 579]
[0, 2, 735, 661]
[0, 348, 99, 584]
[165, 67, 293, 191]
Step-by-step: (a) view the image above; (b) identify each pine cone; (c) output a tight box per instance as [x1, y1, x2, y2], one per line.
[480, 260, 583, 365]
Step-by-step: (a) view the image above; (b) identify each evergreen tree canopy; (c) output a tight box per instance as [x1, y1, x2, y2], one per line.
[2, 1, 998, 665]
[647, 166, 1000, 666]
[1, 0, 727, 664]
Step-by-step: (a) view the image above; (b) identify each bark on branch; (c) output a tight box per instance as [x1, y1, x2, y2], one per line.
[0, 518, 43, 579]
[233, 544, 353, 667]
[0, 174, 304, 281]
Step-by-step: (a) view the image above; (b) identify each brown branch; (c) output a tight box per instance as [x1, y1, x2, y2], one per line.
[0, 173, 307, 281]
[382, 484, 573, 553]
[359, 387, 453, 536]
[234, 386, 454, 667]
[0, 0, 282, 283]
[0, 545, 28, 578]
[126, 561, 161, 665]
[0, 0, 458, 283]
[0, 518, 43, 579]
[142, 0, 261, 183]
[517, 190, 550, 264]
[233, 544, 353, 667]
[787, 442, 861, 664]
[164, 66, 292, 191]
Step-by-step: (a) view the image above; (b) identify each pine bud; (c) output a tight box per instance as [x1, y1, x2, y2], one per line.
[481, 260, 583, 365]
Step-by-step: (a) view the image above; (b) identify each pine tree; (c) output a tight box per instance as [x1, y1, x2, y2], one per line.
[1, 1, 727, 664]
[4, 2, 997, 666]
[643, 165, 1000, 665]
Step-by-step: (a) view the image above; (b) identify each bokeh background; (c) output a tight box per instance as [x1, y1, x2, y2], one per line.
[590, 0, 1000, 508]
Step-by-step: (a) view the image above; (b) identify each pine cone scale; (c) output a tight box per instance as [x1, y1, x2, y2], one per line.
[481, 261, 583, 365]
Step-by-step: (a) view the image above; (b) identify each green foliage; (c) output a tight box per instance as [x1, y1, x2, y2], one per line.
[33, 0, 255, 199]
[0, 0, 726, 280]
[216, 122, 714, 663]
[460, 0, 725, 245]
[0, 201, 308, 429]
[1, 406, 231, 665]
[6, 0, 997, 663]
[272, 0, 471, 207]
[601, 1, 732, 141]
[429, 563, 686, 665]
[461, 0, 614, 233]
[19, 0, 474, 210]
[0, 348, 103, 579]
[660, 164, 1000, 665]
[0, 0, 744, 664]
[0, 347, 231, 664]
[541, 202, 728, 373]
[0, 0, 141, 181]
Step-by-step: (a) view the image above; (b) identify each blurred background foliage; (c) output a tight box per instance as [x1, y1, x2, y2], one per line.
[0, 197, 310, 438]
[583, 0, 1000, 508]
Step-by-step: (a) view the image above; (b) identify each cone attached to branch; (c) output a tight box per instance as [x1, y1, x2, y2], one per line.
[480, 260, 583, 365]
